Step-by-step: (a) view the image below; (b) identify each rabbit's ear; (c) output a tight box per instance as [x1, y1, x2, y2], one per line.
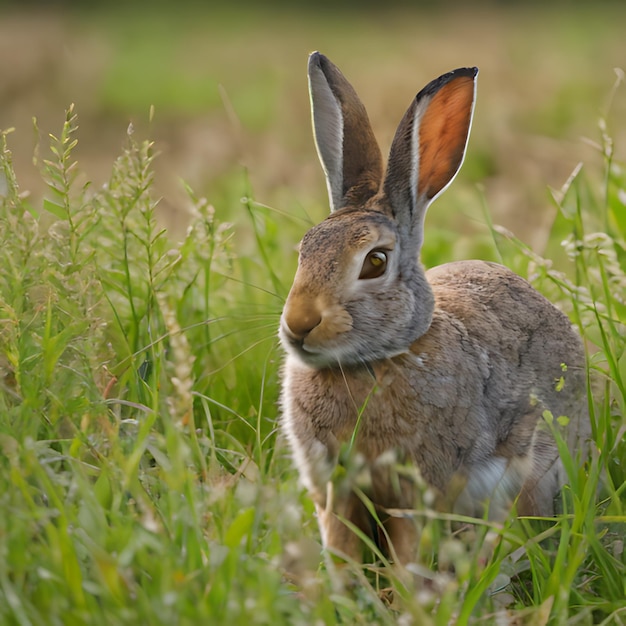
[384, 67, 477, 246]
[308, 52, 383, 212]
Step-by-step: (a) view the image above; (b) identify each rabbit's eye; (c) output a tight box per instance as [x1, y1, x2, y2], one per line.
[359, 250, 388, 280]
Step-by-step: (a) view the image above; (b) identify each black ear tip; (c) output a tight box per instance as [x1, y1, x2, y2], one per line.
[308, 51, 326, 71]
[447, 67, 479, 80]
[458, 67, 479, 79]
[309, 52, 340, 79]
[416, 66, 478, 101]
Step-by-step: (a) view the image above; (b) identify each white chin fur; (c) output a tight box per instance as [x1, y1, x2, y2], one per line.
[284, 343, 342, 369]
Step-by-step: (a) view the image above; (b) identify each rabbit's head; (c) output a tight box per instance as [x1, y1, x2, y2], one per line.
[280, 53, 477, 369]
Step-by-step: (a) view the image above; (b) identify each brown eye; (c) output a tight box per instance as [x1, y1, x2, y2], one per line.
[359, 250, 388, 280]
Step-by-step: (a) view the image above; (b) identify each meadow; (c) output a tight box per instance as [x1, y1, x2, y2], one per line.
[0, 3, 625, 624]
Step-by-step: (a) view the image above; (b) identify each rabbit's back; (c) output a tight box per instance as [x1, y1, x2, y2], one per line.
[424, 260, 587, 513]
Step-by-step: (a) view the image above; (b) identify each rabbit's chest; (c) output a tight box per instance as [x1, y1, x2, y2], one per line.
[294, 354, 484, 472]
[354, 361, 481, 472]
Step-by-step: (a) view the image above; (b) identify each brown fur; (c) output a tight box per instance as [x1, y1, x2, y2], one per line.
[280, 53, 588, 565]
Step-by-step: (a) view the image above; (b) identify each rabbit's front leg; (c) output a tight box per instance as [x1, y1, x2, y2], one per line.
[316, 482, 373, 563]
[382, 515, 418, 566]
[283, 414, 372, 561]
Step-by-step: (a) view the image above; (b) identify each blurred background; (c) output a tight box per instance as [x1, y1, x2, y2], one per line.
[1, 0, 625, 248]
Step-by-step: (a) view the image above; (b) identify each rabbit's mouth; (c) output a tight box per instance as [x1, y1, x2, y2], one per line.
[279, 323, 306, 352]
[279, 320, 330, 366]
[279, 318, 353, 369]
[279, 316, 404, 370]
[279, 298, 356, 367]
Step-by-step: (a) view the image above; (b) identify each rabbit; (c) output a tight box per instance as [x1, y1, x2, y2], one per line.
[279, 51, 588, 565]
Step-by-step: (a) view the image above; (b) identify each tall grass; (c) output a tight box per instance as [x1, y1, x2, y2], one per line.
[0, 91, 624, 624]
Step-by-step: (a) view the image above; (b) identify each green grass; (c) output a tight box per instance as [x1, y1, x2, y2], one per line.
[0, 65, 625, 626]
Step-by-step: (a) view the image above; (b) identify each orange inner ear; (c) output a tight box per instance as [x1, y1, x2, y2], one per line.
[417, 76, 474, 199]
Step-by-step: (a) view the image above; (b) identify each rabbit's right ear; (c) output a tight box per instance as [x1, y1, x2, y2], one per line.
[308, 52, 383, 212]
[384, 67, 478, 250]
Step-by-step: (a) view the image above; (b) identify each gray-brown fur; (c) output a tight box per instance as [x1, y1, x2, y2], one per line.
[279, 52, 588, 564]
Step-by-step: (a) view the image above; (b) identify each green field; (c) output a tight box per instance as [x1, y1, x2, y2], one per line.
[0, 3, 625, 624]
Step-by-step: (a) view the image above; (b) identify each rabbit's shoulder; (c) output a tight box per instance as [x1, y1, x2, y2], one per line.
[426, 260, 578, 350]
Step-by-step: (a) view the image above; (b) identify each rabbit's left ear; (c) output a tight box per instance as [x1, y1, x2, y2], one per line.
[384, 67, 477, 247]
[308, 52, 384, 212]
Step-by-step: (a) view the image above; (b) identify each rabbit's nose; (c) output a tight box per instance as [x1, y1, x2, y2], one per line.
[282, 304, 322, 341]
